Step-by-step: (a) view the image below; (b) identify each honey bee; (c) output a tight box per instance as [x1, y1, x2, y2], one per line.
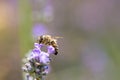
[37, 35, 61, 55]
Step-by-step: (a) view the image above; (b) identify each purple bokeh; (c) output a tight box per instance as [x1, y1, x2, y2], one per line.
[80, 42, 108, 74]
[32, 23, 48, 38]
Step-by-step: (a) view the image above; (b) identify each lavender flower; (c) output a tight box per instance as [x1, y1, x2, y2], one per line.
[22, 43, 56, 80]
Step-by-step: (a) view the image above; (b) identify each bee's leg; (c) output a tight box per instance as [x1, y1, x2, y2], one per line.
[54, 48, 58, 55]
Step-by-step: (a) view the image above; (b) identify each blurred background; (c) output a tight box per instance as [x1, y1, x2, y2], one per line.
[0, 0, 120, 80]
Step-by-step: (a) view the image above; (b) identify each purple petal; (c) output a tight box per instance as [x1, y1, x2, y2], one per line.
[32, 48, 41, 54]
[39, 52, 50, 64]
[34, 43, 43, 48]
[47, 45, 55, 54]
[34, 43, 40, 48]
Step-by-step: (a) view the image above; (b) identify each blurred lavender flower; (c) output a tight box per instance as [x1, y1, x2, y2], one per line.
[43, 4, 54, 22]
[32, 24, 48, 39]
[22, 43, 55, 80]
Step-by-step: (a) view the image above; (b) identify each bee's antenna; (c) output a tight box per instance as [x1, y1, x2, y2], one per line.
[54, 36, 63, 39]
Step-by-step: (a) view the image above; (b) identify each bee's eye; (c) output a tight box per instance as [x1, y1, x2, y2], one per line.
[39, 37, 43, 43]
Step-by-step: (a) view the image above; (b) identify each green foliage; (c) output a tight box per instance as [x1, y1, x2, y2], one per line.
[19, 0, 33, 57]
